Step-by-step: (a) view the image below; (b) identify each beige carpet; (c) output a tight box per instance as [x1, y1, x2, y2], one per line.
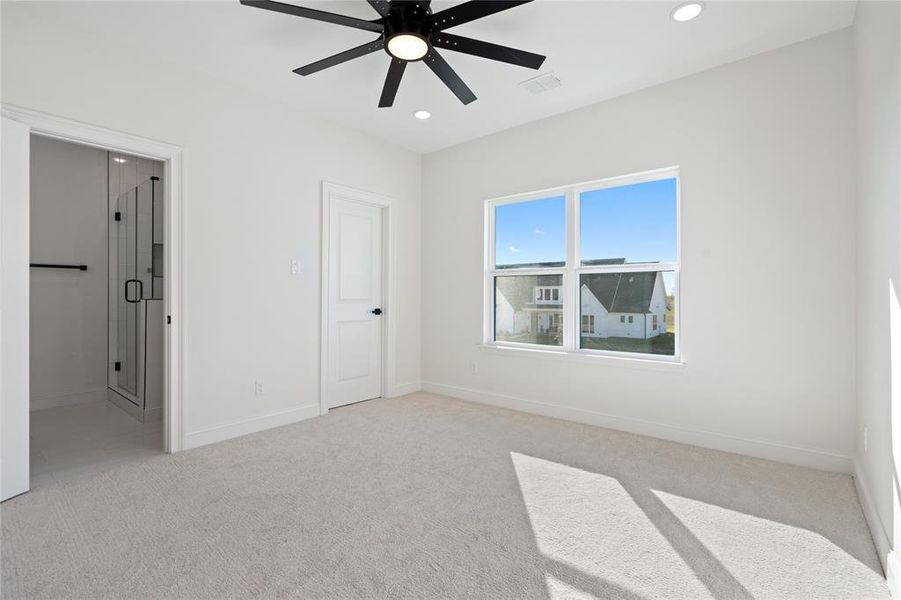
[1, 392, 888, 599]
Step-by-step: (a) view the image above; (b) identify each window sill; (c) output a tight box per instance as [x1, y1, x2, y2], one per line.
[478, 343, 686, 371]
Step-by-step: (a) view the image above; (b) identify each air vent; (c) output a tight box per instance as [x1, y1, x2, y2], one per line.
[520, 73, 561, 94]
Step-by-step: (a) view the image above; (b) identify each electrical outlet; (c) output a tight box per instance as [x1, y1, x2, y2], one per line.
[471, 361, 478, 374]
[289, 259, 299, 275]
[864, 426, 868, 453]
[254, 380, 264, 395]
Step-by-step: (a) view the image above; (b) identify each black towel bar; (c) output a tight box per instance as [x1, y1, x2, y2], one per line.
[30, 263, 87, 271]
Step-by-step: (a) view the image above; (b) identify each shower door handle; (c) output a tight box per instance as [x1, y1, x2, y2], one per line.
[125, 279, 143, 303]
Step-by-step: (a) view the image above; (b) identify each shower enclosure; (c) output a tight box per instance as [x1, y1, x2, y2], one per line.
[108, 176, 164, 421]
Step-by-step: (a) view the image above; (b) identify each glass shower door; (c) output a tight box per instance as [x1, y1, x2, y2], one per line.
[116, 187, 139, 396]
[115, 179, 155, 400]
[136, 178, 155, 307]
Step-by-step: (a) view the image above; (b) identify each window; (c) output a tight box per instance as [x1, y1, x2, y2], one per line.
[535, 286, 561, 304]
[495, 195, 565, 270]
[581, 314, 595, 334]
[486, 168, 679, 360]
[494, 275, 563, 346]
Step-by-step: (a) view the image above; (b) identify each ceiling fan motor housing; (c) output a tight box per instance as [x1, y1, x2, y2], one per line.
[384, 2, 433, 61]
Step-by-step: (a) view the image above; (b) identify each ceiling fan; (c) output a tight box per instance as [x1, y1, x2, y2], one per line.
[240, 0, 547, 107]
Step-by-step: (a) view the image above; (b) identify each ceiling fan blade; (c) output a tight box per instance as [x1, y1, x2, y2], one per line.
[293, 38, 384, 76]
[431, 1, 533, 30]
[367, 0, 391, 17]
[431, 32, 545, 70]
[424, 50, 476, 105]
[240, 0, 384, 33]
[379, 58, 407, 107]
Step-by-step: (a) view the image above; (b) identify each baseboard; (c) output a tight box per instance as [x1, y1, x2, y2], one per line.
[387, 381, 422, 397]
[854, 461, 898, 594]
[421, 381, 854, 473]
[107, 388, 143, 421]
[184, 403, 320, 450]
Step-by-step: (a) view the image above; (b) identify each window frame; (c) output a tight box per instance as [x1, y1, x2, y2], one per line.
[581, 314, 595, 334]
[483, 166, 681, 363]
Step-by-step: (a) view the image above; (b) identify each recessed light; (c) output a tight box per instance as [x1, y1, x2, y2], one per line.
[671, 1, 704, 22]
[413, 110, 431, 120]
[113, 157, 127, 163]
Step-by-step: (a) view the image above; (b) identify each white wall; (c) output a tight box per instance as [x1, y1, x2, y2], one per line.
[29, 136, 108, 411]
[0, 2, 421, 444]
[852, 0, 901, 591]
[421, 30, 858, 472]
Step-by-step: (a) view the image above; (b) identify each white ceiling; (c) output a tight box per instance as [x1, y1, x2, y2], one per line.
[22, 1, 855, 153]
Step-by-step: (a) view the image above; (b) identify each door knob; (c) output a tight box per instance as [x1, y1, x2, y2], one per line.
[371, 308, 382, 315]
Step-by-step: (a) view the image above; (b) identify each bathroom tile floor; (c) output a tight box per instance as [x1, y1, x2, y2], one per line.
[29, 395, 163, 486]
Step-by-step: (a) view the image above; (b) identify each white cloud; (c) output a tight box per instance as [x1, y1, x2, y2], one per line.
[534, 228, 546, 235]
[509, 246, 521, 253]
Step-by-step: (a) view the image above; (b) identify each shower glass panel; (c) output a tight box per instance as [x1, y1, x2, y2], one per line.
[136, 179, 154, 302]
[117, 187, 137, 395]
[115, 178, 157, 399]
[152, 177, 164, 297]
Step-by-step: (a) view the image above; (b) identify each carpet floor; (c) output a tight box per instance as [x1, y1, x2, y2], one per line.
[1, 392, 889, 599]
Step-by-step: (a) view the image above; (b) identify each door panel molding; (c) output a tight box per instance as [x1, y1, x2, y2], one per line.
[320, 182, 395, 415]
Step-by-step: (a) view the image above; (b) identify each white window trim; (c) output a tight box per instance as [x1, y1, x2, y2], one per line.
[483, 166, 682, 363]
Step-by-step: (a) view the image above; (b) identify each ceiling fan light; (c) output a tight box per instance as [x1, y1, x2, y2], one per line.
[413, 110, 431, 120]
[387, 34, 429, 61]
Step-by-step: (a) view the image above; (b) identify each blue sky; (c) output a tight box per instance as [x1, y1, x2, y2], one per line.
[495, 178, 677, 267]
[495, 195, 567, 266]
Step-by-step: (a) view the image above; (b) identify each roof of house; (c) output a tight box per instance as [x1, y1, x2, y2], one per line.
[582, 271, 660, 314]
[495, 274, 561, 311]
[496, 261, 565, 270]
[495, 257, 664, 314]
[581, 258, 629, 266]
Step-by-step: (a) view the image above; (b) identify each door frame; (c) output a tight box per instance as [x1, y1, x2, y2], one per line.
[320, 182, 394, 415]
[1, 103, 185, 456]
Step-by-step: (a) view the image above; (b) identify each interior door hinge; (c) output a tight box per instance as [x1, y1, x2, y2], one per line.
[167, 315, 171, 325]
[114, 361, 121, 372]
[114, 212, 121, 221]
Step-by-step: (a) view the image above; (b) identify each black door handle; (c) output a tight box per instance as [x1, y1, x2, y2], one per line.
[125, 279, 143, 303]
[371, 308, 382, 315]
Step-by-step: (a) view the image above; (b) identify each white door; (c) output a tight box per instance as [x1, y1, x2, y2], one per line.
[1, 117, 31, 501]
[326, 196, 383, 408]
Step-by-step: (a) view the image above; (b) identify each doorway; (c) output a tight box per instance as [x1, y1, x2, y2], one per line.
[29, 138, 164, 482]
[320, 183, 392, 412]
[0, 107, 183, 502]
